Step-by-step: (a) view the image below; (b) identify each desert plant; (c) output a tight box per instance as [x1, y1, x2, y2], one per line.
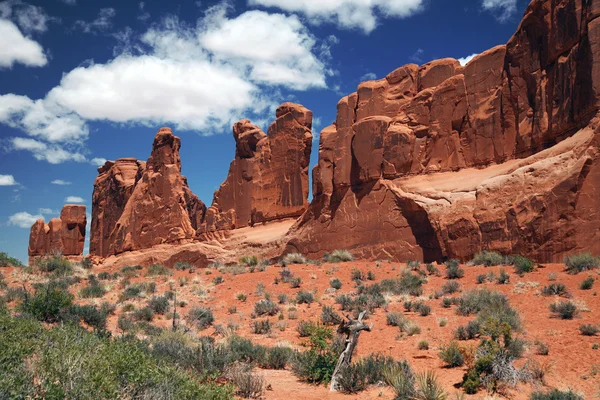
[296, 290, 314, 304]
[325, 249, 354, 263]
[35, 253, 73, 276]
[418, 340, 429, 350]
[426, 263, 439, 275]
[446, 263, 464, 280]
[263, 346, 292, 369]
[496, 269, 510, 284]
[288, 277, 302, 288]
[0, 251, 23, 267]
[471, 251, 505, 266]
[236, 293, 247, 302]
[329, 277, 342, 290]
[282, 253, 306, 265]
[79, 281, 107, 298]
[351, 268, 365, 281]
[549, 301, 578, 319]
[251, 319, 271, 335]
[564, 252, 599, 274]
[146, 264, 171, 276]
[512, 255, 535, 275]
[383, 362, 416, 399]
[321, 305, 342, 325]
[133, 306, 155, 322]
[580, 276, 594, 290]
[254, 299, 280, 317]
[442, 281, 461, 294]
[387, 312, 406, 327]
[535, 341, 549, 355]
[212, 276, 224, 285]
[439, 341, 464, 367]
[69, 304, 108, 331]
[147, 296, 170, 314]
[530, 389, 583, 400]
[414, 370, 447, 400]
[476, 274, 487, 284]
[239, 256, 258, 267]
[188, 306, 214, 329]
[541, 283, 570, 297]
[229, 364, 263, 398]
[277, 293, 288, 304]
[418, 303, 432, 317]
[579, 324, 599, 336]
[20, 284, 73, 322]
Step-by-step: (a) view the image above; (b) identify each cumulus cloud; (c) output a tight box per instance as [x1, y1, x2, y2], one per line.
[39, 207, 56, 214]
[0, 0, 54, 34]
[51, 179, 71, 185]
[74, 7, 116, 34]
[90, 157, 106, 166]
[0, 19, 47, 68]
[10, 137, 86, 164]
[360, 72, 377, 81]
[65, 196, 85, 203]
[138, 2, 150, 21]
[248, 0, 424, 33]
[482, 0, 517, 22]
[408, 48, 424, 63]
[457, 53, 478, 66]
[8, 211, 42, 228]
[0, 174, 18, 185]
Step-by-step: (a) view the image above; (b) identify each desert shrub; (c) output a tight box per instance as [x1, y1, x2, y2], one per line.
[417, 304, 431, 316]
[387, 312, 405, 327]
[455, 320, 480, 341]
[325, 249, 353, 263]
[439, 341, 464, 367]
[148, 296, 170, 314]
[367, 271, 376, 280]
[351, 268, 365, 281]
[564, 252, 599, 274]
[20, 284, 73, 323]
[579, 324, 599, 336]
[251, 320, 271, 335]
[276, 293, 287, 304]
[69, 304, 107, 331]
[426, 263, 439, 275]
[291, 324, 342, 384]
[279, 268, 294, 281]
[418, 340, 429, 350]
[476, 274, 487, 284]
[442, 281, 461, 294]
[97, 271, 111, 280]
[296, 290, 314, 304]
[580, 276, 594, 290]
[456, 289, 521, 331]
[229, 364, 263, 398]
[471, 251, 505, 266]
[530, 389, 583, 400]
[512, 255, 535, 275]
[188, 307, 214, 329]
[282, 253, 306, 265]
[446, 263, 464, 280]
[213, 276, 224, 285]
[383, 362, 416, 399]
[329, 278, 342, 290]
[496, 269, 510, 284]
[239, 256, 258, 267]
[0, 251, 23, 267]
[253, 299, 279, 317]
[35, 253, 72, 276]
[261, 346, 292, 369]
[335, 364, 368, 394]
[288, 277, 302, 288]
[379, 272, 424, 296]
[549, 301, 578, 319]
[414, 370, 446, 400]
[541, 283, 570, 297]
[321, 305, 342, 325]
[146, 264, 171, 276]
[335, 294, 354, 311]
[121, 265, 142, 278]
[174, 261, 192, 271]
[79, 281, 106, 298]
[133, 306, 155, 322]
[535, 341, 549, 355]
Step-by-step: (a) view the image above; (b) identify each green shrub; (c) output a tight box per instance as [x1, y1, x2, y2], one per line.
[378, 272, 424, 296]
[541, 283, 569, 297]
[456, 289, 521, 331]
[253, 299, 279, 317]
[277, 293, 287, 304]
[239, 256, 258, 267]
[441, 281, 460, 294]
[213, 276, 224, 285]
[535, 341, 549, 355]
[148, 296, 170, 314]
[174, 261, 192, 271]
[512, 255, 535, 275]
[133, 306, 155, 322]
[445, 263, 464, 280]
[282, 253, 306, 265]
[262, 346, 292, 369]
[564, 253, 599, 274]
[288, 277, 302, 288]
[471, 251, 504, 266]
[35, 253, 72, 276]
[237, 293, 248, 302]
[69, 304, 107, 331]
[325, 249, 353, 263]
[335, 364, 368, 394]
[321, 305, 342, 325]
[383, 362, 416, 399]
[580, 276, 594, 290]
[476, 274, 487, 284]
[251, 320, 271, 335]
[530, 389, 583, 400]
[439, 341, 464, 367]
[97, 271, 111, 280]
[414, 370, 446, 400]
[329, 278, 342, 290]
[386, 312, 405, 327]
[418, 340, 429, 350]
[351, 268, 365, 281]
[296, 290, 314, 304]
[579, 324, 599, 336]
[549, 301, 578, 320]
[146, 264, 172, 276]
[20, 284, 73, 323]
[425, 263, 439, 275]
[417, 304, 431, 317]
[79, 281, 107, 298]
[0, 251, 23, 267]
[188, 307, 214, 329]
[496, 269, 510, 284]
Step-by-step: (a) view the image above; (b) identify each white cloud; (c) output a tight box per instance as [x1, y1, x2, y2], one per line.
[74, 7, 116, 33]
[0, 0, 53, 34]
[482, 0, 517, 22]
[61, 0, 76, 4]
[8, 211, 42, 228]
[138, 2, 150, 21]
[248, 0, 424, 33]
[457, 53, 478, 66]
[0, 19, 47, 68]
[65, 196, 85, 203]
[39, 207, 56, 214]
[360, 72, 376, 81]
[0, 174, 17, 186]
[10, 137, 86, 164]
[90, 157, 106, 167]
[408, 48, 424, 63]
[51, 179, 71, 185]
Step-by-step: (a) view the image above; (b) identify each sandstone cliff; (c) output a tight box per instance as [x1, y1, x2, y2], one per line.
[286, 0, 600, 262]
[28, 205, 87, 264]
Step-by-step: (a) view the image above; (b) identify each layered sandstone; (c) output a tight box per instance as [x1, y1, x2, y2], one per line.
[200, 103, 313, 233]
[91, 128, 206, 257]
[286, 0, 600, 262]
[28, 205, 86, 264]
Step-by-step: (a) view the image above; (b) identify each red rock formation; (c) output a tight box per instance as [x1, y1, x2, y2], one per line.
[28, 205, 86, 264]
[286, 0, 600, 262]
[199, 102, 313, 233]
[99, 128, 206, 256]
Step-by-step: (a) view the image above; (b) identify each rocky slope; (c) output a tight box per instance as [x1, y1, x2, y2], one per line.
[28, 205, 87, 264]
[285, 0, 600, 262]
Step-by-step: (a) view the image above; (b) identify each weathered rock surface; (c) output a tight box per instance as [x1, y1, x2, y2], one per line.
[92, 128, 206, 257]
[28, 205, 87, 264]
[286, 0, 600, 262]
[199, 103, 313, 233]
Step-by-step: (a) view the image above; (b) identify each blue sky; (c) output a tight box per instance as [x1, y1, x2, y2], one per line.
[0, 0, 527, 263]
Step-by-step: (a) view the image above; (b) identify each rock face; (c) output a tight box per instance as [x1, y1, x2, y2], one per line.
[286, 0, 600, 262]
[200, 103, 313, 233]
[91, 128, 206, 257]
[28, 205, 87, 264]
